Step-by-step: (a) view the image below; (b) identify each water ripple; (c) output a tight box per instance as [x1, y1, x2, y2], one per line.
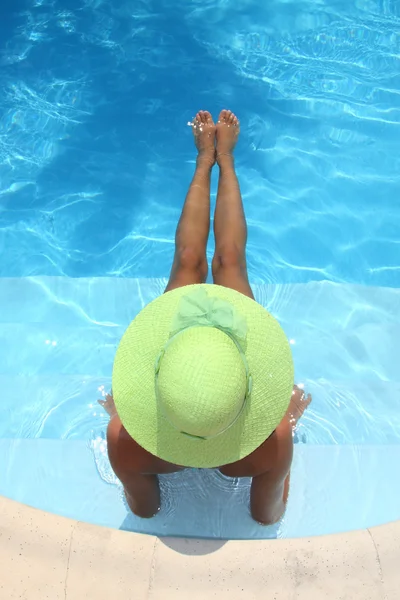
[0, 1, 399, 285]
[0, 276, 398, 445]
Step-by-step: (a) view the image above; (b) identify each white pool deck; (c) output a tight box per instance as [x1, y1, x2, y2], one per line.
[0, 495, 398, 599]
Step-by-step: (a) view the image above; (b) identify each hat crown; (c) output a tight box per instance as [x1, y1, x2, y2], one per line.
[112, 283, 294, 468]
[156, 326, 247, 438]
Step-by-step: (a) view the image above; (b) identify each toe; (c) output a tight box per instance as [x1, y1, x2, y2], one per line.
[229, 111, 235, 124]
[193, 112, 201, 129]
[203, 110, 213, 124]
[218, 109, 228, 123]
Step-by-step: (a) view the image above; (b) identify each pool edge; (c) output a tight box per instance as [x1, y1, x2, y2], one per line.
[0, 495, 398, 599]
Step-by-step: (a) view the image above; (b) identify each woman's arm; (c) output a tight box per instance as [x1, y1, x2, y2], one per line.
[250, 417, 293, 525]
[107, 414, 161, 518]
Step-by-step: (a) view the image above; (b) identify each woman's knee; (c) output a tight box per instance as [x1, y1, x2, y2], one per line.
[212, 245, 245, 276]
[176, 246, 208, 279]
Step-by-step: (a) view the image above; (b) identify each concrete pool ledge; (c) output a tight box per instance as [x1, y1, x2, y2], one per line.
[0, 496, 398, 599]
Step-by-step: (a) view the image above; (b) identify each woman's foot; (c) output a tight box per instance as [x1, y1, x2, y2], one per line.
[215, 109, 240, 162]
[192, 110, 216, 166]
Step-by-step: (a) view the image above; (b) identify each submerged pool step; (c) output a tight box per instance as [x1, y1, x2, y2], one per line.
[0, 437, 399, 539]
[0, 373, 399, 443]
[0, 276, 398, 382]
[0, 314, 399, 381]
[0, 276, 399, 443]
[0, 276, 166, 326]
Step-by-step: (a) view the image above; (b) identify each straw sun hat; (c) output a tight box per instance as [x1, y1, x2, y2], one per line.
[112, 284, 294, 468]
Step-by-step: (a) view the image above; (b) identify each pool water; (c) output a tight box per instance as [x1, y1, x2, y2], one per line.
[0, 0, 399, 538]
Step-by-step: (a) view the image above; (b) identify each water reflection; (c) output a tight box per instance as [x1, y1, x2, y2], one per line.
[0, 0, 398, 284]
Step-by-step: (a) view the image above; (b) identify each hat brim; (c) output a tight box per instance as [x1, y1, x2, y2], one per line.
[112, 284, 294, 468]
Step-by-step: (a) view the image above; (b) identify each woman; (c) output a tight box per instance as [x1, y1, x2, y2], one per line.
[100, 110, 311, 524]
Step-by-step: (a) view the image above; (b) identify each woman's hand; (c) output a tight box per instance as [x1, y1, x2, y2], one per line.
[286, 385, 312, 429]
[98, 391, 117, 418]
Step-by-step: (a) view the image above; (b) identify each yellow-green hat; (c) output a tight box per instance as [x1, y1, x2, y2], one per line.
[112, 284, 294, 468]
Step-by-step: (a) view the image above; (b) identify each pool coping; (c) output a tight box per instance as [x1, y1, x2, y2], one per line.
[0, 495, 398, 599]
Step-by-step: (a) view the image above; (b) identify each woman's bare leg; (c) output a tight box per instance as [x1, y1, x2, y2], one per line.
[212, 109, 254, 299]
[165, 110, 216, 292]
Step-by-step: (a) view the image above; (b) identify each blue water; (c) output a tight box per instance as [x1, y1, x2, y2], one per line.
[0, 0, 399, 538]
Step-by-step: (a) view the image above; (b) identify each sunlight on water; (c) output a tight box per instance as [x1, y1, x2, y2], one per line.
[0, 0, 399, 284]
